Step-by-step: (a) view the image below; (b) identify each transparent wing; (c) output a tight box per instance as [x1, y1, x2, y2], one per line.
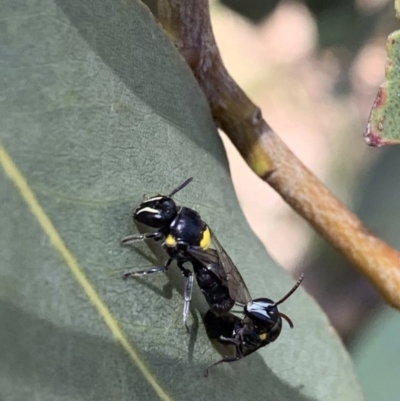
[188, 247, 227, 283]
[188, 229, 252, 305]
[209, 230, 252, 305]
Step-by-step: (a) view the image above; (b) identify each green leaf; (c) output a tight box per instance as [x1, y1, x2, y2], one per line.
[364, 30, 400, 146]
[0, 0, 362, 400]
[352, 307, 400, 401]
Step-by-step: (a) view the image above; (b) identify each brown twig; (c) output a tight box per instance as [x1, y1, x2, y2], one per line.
[157, 0, 400, 310]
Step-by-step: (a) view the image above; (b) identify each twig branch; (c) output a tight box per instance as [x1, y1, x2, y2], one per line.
[157, 0, 400, 310]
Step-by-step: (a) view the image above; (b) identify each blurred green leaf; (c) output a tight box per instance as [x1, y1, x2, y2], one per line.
[0, 0, 363, 400]
[352, 307, 400, 401]
[364, 30, 400, 146]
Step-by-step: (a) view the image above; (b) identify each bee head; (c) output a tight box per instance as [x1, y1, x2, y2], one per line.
[245, 274, 304, 341]
[245, 298, 283, 341]
[134, 195, 177, 228]
[133, 178, 193, 229]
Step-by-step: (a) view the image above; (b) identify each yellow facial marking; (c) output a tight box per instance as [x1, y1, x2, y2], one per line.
[165, 234, 177, 247]
[200, 226, 211, 250]
[259, 333, 268, 341]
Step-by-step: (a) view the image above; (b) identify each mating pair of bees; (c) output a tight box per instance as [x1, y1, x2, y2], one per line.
[121, 178, 303, 376]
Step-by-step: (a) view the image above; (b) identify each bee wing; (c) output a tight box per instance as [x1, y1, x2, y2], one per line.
[188, 247, 227, 283]
[188, 229, 252, 305]
[209, 230, 252, 305]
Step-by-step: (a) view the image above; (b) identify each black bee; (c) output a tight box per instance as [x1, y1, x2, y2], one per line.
[121, 177, 302, 337]
[121, 178, 246, 329]
[203, 275, 304, 376]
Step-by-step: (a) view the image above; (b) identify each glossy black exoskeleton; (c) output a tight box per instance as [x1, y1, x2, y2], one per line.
[203, 275, 304, 376]
[121, 178, 243, 329]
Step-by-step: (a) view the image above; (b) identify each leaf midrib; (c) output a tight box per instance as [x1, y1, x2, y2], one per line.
[0, 141, 173, 401]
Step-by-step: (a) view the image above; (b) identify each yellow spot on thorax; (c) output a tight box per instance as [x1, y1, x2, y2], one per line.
[200, 226, 211, 250]
[165, 234, 177, 247]
[259, 333, 268, 341]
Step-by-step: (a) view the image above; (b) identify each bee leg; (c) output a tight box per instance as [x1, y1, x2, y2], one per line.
[177, 261, 194, 332]
[204, 339, 244, 377]
[120, 231, 163, 246]
[182, 273, 194, 333]
[204, 355, 242, 377]
[219, 336, 241, 346]
[122, 258, 172, 280]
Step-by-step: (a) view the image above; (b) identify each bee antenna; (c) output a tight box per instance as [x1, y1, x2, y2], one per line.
[279, 313, 294, 328]
[273, 273, 304, 307]
[169, 177, 193, 197]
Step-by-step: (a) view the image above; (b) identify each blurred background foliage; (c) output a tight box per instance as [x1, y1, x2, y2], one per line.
[204, 0, 399, 399]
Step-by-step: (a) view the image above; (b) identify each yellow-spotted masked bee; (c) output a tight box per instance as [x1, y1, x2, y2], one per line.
[121, 178, 246, 329]
[203, 275, 304, 376]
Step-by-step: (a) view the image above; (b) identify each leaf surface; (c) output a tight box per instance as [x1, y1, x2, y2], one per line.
[364, 30, 400, 146]
[0, 1, 363, 400]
